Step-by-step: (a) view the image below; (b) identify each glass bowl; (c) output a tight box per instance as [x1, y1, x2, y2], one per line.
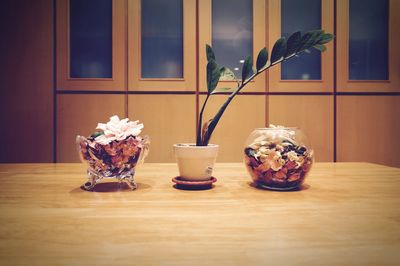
[76, 135, 149, 190]
[244, 127, 314, 190]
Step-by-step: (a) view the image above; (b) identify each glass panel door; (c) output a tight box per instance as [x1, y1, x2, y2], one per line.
[212, 0, 253, 77]
[349, 0, 388, 80]
[141, 0, 184, 79]
[69, 0, 112, 78]
[281, 0, 321, 80]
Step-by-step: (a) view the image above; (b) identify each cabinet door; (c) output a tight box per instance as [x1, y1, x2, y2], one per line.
[56, 94, 125, 162]
[57, 0, 126, 91]
[128, 95, 196, 162]
[337, 96, 400, 167]
[199, 0, 266, 92]
[337, 0, 400, 92]
[268, 95, 334, 162]
[200, 95, 266, 162]
[268, 0, 334, 92]
[128, 0, 196, 91]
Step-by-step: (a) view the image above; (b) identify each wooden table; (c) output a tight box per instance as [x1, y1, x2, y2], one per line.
[0, 163, 400, 265]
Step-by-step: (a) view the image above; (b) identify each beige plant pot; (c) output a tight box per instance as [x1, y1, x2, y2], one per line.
[173, 143, 219, 181]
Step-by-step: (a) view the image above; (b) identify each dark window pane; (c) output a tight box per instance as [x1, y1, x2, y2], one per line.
[281, 0, 321, 80]
[212, 0, 253, 77]
[70, 0, 112, 78]
[349, 0, 388, 80]
[141, 0, 183, 78]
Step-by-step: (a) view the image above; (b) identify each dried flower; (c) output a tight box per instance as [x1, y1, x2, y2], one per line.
[95, 115, 144, 145]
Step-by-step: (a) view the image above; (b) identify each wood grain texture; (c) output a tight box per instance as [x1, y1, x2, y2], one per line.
[269, 95, 334, 162]
[0, 163, 399, 265]
[200, 94, 266, 162]
[128, 95, 196, 162]
[57, 94, 125, 162]
[337, 96, 400, 167]
[0, 0, 53, 162]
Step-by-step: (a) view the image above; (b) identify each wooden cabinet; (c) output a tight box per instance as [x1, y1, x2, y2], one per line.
[128, 95, 196, 162]
[56, 0, 126, 91]
[268, 0, 334, 92]
[128, 0, 196, 91]
[52, 0, 399, 166]
[337, 0, 400, 92]
[337, 96, 400, 167]
[200, 95, 266, 162]
[268, 95, 334, 162]
[199, 0, 266, 92]
[56, 94, 125, 162]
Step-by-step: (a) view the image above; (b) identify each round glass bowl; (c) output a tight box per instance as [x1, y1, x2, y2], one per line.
[244, 127, 314, 190]
[77, 135, 149, 190]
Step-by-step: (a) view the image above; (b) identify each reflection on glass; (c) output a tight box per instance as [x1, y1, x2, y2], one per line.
[281, 0, 321, 80]
[70, 0, 112, 78]
[212, 0, 253, 78]
[141, 0, 183, 78]
[349, 0, 388, 80]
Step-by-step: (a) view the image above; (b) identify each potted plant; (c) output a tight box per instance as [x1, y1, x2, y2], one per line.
[174, 30, 333, 182]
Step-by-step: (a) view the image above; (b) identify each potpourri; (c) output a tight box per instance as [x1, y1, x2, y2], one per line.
[244, 126, 313, 190]
[77, 115, 149, 190]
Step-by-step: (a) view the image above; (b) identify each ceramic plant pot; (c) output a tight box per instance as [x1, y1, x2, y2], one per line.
[173, 143, 219, 181]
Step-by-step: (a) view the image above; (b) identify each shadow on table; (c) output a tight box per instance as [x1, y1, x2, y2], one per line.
[69, 181, 152, 193]
[247, 182, 310, 192]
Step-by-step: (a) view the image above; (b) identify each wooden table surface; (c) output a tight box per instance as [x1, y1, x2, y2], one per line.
[0, 163, 400, 265]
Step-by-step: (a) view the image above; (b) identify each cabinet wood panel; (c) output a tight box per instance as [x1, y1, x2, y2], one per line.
[337, 96, 400, 167]
[128, 95, 196, 162]
[336, 0, 400, 92]
[0, 0, 53, 162]
[200, 95, 266, 162]
[198, 0, 266, 92]
[56, 0, 126, 91]
[57, 94, 125, 162]
[268, 95, 334, 161]
[128, 0, 196, 91]
[268, 0, 334, 92]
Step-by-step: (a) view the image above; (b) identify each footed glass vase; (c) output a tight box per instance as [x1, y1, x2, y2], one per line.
[76, 135, 149, 190]
[244, 127, 314, 190]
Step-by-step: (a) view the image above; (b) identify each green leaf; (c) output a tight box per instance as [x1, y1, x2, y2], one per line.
[219, 67, 236, 81]
[318, 33, 334, 44]
[271, 37, 287, 63]
[90, 131, 104, 138]
[298, 30, 323, 52]
[285, 31, 301, 56]
[206, 60, 220, 94]
[313, 44, 327, 52]
[256, 47, 268, 71]
[241, 56, 253, 81]
[210, 87, 234, 95]
[206, 44, 215, 62]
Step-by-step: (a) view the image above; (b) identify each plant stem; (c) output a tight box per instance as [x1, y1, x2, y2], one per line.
[200, 53, 299, 146]
[196, 94, 210, 146]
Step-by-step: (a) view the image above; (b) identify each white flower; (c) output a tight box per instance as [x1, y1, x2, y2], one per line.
[94, 115, 144, 145]
[287, 151, 299, 161]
